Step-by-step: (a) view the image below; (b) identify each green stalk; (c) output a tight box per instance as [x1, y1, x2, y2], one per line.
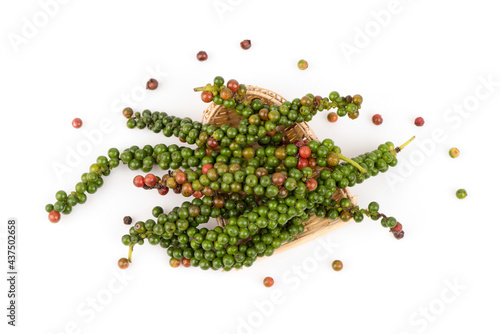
[128, 244, 135, 263]
[394, 136, 415, 153]
[193, 84, 218, 95]
[338, 153, 367, 174]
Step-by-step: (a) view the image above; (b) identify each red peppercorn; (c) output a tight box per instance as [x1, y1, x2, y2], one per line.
[414, 117, 424, 126]
[207, 137, 219, 149]
[118, 258, 129, 269]
[220, 88, 233, 100]
[293, 140, 305, 148]
[299, 146, 311, 159]
[174, 172, 187, 185]
[306, 178, 318, 191]
[327, 112, 338, 123]
[390, 222, 403, 233]
[146, 78, 158, 90]
[372, 114, 383, 125]
[297, 158, 309, 170]
[133, 175, 145, 187]
[263, 276, 274, 287]
[201, 91, 213, 103]
[158, 188, 168, 196]
[307, 157, 317, 169]
[181, 258, 191, 267]
[202, 164, 213, 174]
[240, 40, 251, 50]
[144, 174, 157, 187]
[196, 51, 208, 61]
[48, 210, 61, 223]
[227, 79, 239, 93]
[72, 118, 82, 128]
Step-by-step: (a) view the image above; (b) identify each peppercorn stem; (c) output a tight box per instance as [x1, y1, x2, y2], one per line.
[193, 84, 218, 95]
[128, 244, 135, 263]
[338, 153, 367, 174]
[395, 136, 415, 153]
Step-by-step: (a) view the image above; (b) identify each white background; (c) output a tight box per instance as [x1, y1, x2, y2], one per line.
[1, 0, 500, 333]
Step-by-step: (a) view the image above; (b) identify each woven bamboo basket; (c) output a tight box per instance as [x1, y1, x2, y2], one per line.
[202, 86, 356, 255]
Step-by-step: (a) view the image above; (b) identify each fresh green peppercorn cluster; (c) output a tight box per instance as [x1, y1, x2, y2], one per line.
[46, 76, 410, 270]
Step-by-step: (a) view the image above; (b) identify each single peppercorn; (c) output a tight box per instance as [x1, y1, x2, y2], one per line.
[197, 51, 208, 61]
[449, 147, 460, 158]
[122, 107, 133, 119]
[181, 258, 191, 267]
[72, 118, 82, 129]
[372, 114, 383, 125]
[332, 260, 343, 271]
[144, 174, 157, 187]
[201, 91, 213, 103]
[133, 175, 145, 187]
[390, 222, 403, 233]
[456, 189, 467, 199]
[146, 78, 158, 90]
[240, 39, 251, 50]
[298, 59, 308, 70]
[327, 112, 338, 123]
[414, 117, 425, 126]
[393, 231, 405, 240]
[263, 276, 274, 287]
[118, 258, 129, 269]
[169, 257, 181, 268]
[48, 210, 61, 223]
[123, 216, 132, 225]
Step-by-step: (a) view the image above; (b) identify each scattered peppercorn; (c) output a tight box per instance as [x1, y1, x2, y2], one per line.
[327, 112, 338, 123]
[456, 189, 467, 199]
[298, 59, 308, 70]
[123, 216, 132, 225]
[240, 40, 251, 50]
[146, 78, 158, 90]
[72, 118, 82, 129]
[449, 147, 460, 158]
[414, 117, 424, 126]
[332, 260, 343, 271]
[372, 114, 383, 125]
[196, 51, 208, 61]
[263, 276, 274, 287]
